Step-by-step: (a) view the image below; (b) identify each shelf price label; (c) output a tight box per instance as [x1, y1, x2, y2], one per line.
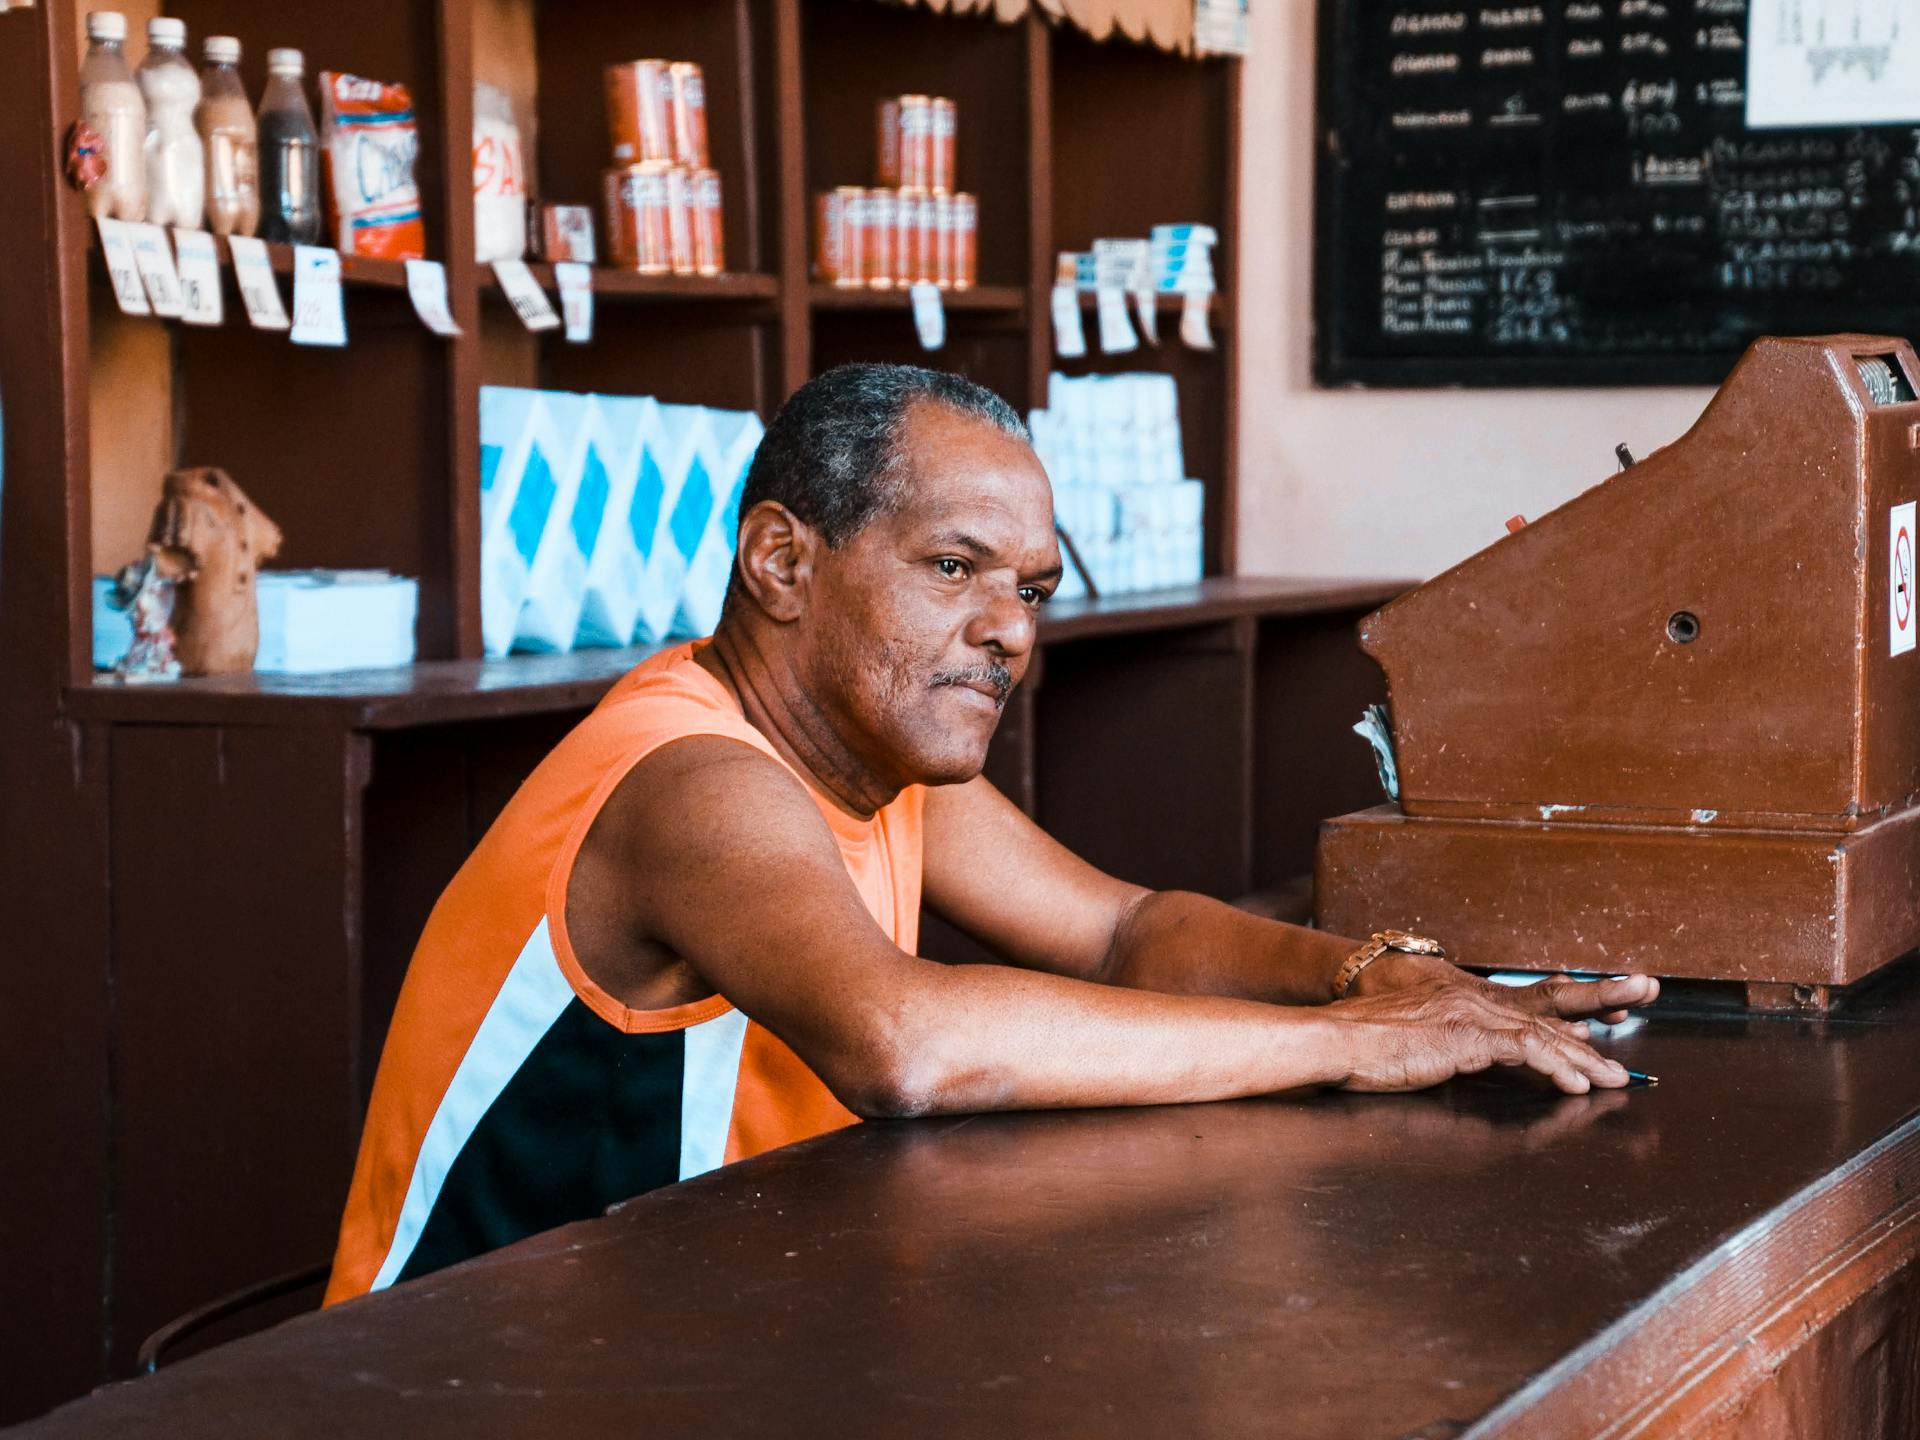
[95, 218, 151, 316]
[555, 262, 593, 344]
[909, 280, 945, 352]
[1180, 288, 1215, 352]
[290, 244, 348, 347]
[226, 235, 291, 331]
[493, 260, 561, 331]
[1132, 288, 1159, 346]
[172, 229, 224, 326]
[1095, 284, 1137, 354]
[128, 222, 185, 317]
[404, 259, 463, 337]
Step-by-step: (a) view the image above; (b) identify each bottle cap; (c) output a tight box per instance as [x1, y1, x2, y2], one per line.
[202, 35, 241, 64]
[146, 16, 186, 46]
[266, 47, 305, 74]
[85, 11, 126, 41]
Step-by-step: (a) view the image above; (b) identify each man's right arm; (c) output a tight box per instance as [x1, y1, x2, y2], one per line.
[578, 737, 1630, 1117]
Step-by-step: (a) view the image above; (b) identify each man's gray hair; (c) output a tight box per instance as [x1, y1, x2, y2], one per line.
[738, 363, 1029, 548]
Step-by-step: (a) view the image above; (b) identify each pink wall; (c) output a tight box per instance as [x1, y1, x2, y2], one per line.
[1234, 1, 1715, 581]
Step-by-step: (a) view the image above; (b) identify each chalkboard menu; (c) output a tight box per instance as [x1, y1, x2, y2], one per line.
[1313, 0, 1920, 385]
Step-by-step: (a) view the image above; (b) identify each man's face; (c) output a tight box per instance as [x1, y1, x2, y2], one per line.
[806, 402, 1062, 789]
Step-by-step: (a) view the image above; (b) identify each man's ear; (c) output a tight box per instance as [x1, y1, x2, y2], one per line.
[731, 499, 818, 623]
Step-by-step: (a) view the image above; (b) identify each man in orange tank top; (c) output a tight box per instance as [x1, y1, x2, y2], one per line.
[328, 364, 1657, 1303]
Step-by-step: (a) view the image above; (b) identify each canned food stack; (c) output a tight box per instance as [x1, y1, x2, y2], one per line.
[1028, 372, 1203, 600]
[602, 59, 725, 276]
[812, 93, 977, 291]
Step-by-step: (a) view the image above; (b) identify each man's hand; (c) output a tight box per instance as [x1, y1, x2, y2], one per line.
[1350, 949, 1660, 1029]
[1329, 978, 1639, 1095]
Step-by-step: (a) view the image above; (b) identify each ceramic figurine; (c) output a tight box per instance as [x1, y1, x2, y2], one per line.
[148, 466, 283, 675]
[109, 549, 184, 683]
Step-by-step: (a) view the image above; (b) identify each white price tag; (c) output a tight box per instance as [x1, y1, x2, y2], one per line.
[95, 217, 151, 316]
[1132, 288, 1159, 346]
[226, 235, 291, 330]
[172, 229, 223, 326]
[909, 280, 945, 352]
[555, 261, 594, 344]
[1179, 288, 1216, 351]
[290, 245, 348, 346]
[1050, 284, 1086, 359]
[493, 260, 561, 331]
[129, 222, 185, 317]
[1095, 284, 1137, 354]
[404, 258, 462, 337]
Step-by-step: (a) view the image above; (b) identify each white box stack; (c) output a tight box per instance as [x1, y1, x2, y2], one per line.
[1029, 371, 1203, 599]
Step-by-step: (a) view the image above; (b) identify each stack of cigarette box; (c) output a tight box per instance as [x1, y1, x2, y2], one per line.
[601, 59, 726, 276]
[479, 385, 764, 656]
[812, 93, 977, 290]
[1056, 223, 1218, 295]
[1028, 372, 1204, 600]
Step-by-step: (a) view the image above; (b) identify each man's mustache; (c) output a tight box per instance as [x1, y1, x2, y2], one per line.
[930, 664, 1014, 706]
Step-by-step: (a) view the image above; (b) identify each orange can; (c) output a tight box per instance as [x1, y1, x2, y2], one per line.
[669, 61, 709, 168]
[889, 188, 915, 291]
[605, 60, 673, 164]
[875, 97, 902, 188]
[932, 191, 954, 290]
[692, 167, 724, 276]
[898, 187, 933, 285]
[817, 185, 866, 287]
[605, 163, 670, 273]
[898, 94, 933, 190]
[864, 188, 897, 289]
[663, 164, 695, 275]
[951, 191, 976, 289]
[929, 97, 956, 194]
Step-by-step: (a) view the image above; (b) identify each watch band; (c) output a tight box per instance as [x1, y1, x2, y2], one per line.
[1331, 930, 1447, 1000]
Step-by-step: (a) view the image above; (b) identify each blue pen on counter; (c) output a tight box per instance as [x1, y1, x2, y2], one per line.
[1623, 1069, 1658, 1087]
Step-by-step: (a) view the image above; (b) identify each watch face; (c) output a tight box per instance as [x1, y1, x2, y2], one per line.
[1386, 931, 1445, 956]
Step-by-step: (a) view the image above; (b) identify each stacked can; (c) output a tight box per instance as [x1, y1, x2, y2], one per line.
[812, 93, 974, 290]
[602, 58, 724, 275]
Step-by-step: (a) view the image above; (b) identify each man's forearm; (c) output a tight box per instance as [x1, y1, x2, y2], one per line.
[1099, 890, 1359, 1007]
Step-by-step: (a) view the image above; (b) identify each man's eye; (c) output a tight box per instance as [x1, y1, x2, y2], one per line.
[936, 557, 969, 579]
[1018, 586, 1048, 607]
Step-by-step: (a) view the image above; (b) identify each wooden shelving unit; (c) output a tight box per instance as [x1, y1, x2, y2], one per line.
[0, 2, 1401, 1423]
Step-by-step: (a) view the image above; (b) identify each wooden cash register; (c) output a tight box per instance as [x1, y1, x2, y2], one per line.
[1317, 335, 1920, 1010]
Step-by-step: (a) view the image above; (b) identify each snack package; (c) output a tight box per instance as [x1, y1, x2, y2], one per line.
[319, 71, 427, 259]
[472, 83, 526, 263]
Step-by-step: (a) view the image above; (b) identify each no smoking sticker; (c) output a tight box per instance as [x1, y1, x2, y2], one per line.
[1892, 501, 1916, 657]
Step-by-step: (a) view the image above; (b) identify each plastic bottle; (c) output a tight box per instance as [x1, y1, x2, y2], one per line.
[257, 48, 321, 246]
[137, 17, 203, 229]
[78, 11, 147, 221]
[196, 36, 259, 237]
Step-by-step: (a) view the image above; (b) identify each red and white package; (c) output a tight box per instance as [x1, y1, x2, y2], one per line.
[319, 71, 428, 259]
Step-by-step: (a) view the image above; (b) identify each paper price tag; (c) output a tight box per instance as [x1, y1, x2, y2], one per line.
[95, 218, 151, 315]
[1132, 288, 1159, 346]
[555, 261, 594, 344]
[172, 229, 223, 326]
[493, 260, 561, 331]
[1095, 285, 1137, 354]
[909, 280, 945, 352]
[1050, 284, 1087, 359]
[226, 235, 290, 330]
[129, 222, 185, 317]
[404, 259, 462, 337]
[1179, 288, 1215, 351]
[290, 245, 347, 346]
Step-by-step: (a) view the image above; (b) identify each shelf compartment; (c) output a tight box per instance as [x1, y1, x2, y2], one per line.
[65, 580, 1408, 731]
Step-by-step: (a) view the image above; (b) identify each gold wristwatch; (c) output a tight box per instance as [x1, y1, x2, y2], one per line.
[1332, 930, 1447, 1000]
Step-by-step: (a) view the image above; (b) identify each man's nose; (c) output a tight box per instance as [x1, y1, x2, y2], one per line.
[965, 578, 1038, 659]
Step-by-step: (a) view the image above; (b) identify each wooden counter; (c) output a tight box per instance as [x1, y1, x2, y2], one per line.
[18, 963, 1920, 1438]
